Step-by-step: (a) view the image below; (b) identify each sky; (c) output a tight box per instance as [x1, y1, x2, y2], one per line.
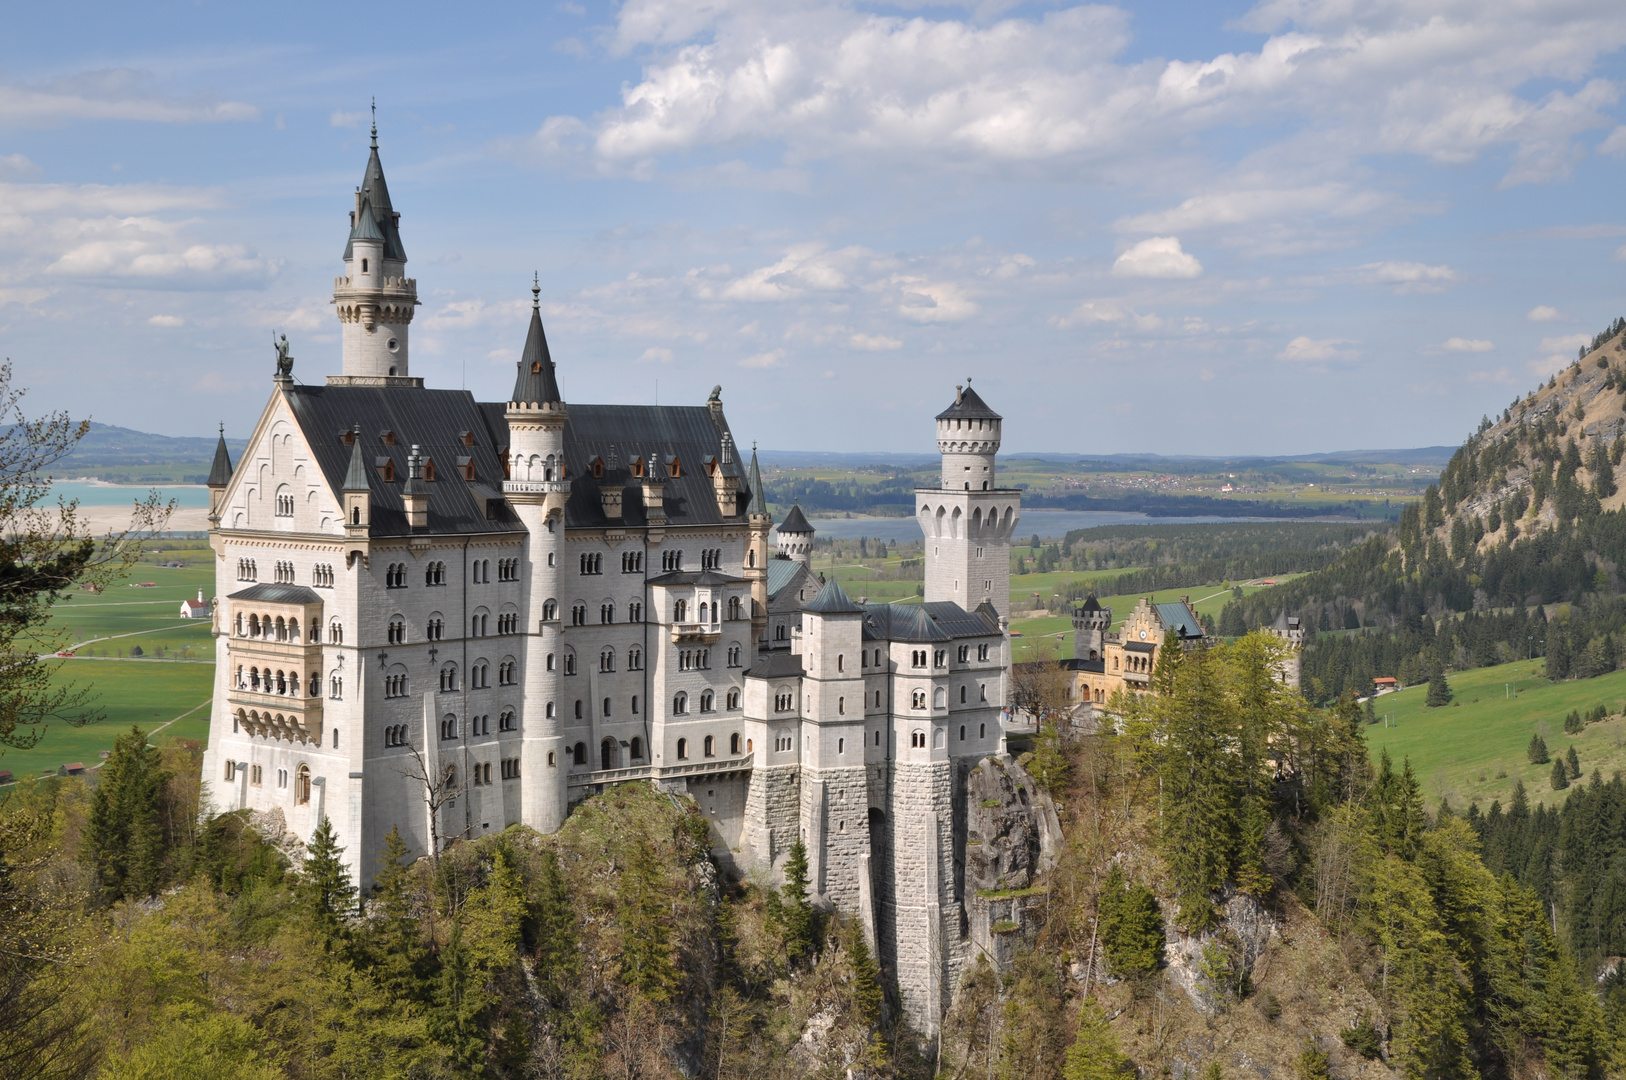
[2, 0, 1626, 456]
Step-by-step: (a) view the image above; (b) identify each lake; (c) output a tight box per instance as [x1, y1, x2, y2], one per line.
[782, 509, 1275, 543]
[49, 482, 211, 508]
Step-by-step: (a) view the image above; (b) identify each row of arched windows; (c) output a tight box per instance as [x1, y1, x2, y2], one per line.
[235, 666, 318, 697]
[235, 612, 318, 643]
[674, 732, 743, 760]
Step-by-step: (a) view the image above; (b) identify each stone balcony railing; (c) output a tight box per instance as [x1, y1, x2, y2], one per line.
[670, 622, 722, 643]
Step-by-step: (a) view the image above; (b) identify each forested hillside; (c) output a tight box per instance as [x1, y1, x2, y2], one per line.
[6, 635, 1625, 1079]
[1221, 318, 1626, 701]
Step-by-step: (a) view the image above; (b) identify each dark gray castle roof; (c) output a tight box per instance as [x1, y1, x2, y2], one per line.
[860, 601, 998, 643]
[778, 502, 812, 534]
[342, 127, 407, 263]
[229, 583, 323, 604]
[804, 577, 863, 614]
[510, 293, 562, 407]
[207, 428, 233, 487]
[935, 383, 1000, 421]
[285, 385, 521, 537]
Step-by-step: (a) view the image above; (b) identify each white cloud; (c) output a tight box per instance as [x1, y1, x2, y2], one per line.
[639, 346, 674, 363]
[1112, 237, 1203, 279]
[0, 154, 39, 179]
[1357, 261, 1457, 292]
[1278, 336, 1355, 362]
[740, 349, 785, 368]
[330, 109, 368, 129]
[0, 72, 256, 125]
[1440, 337, 1493, 352]
[847, 333, 902, 351]
[719, 244, 862, 302]
[1527, 305, 1563, 322]
[147, 314, 184, 327]
[892, 277, 978, 322]
[1540, 333, 1591, 355]
[1055, 299, 1164, 331]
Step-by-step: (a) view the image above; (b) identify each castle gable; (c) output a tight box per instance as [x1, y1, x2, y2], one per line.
[218, 394, 344, 534]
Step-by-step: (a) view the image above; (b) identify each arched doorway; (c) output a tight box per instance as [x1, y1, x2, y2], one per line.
[600, 737, 617, 771]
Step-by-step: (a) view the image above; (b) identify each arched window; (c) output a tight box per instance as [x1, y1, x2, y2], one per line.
[631, 736, 644, 760]
[728, 596, 742, 620]
[912, 689, 926, 710]
[703, 735, 715, 757]
[600, 646, 616, 673]
[726, 688, 740, 710]
[573, 742, 586, 766]
[295, 764, 311, 804]
[837, 654, 844, 672]
[328, 618, 343, 644]
[911, 730, 925, 748]
[838, 737, 845, 754]
[628, 646, 643, 671]
[388, 617, 405, 644]
[601, 738, 616, 771]
[235, 613, 245, 635]
[674, 599, 687, 622]
[676, 738, 688, 760]
[700, 690, 714, 712]
[602, 697, 611, 717]
[934, 687, 946, 708]
[542, 599, 557, 621]
[729, 732, 741, 755]
[673, 692, 687, 714]
[699, 602, 708, 623]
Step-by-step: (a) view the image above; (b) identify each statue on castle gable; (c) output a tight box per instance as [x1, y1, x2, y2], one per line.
[273, 333, 294, 379]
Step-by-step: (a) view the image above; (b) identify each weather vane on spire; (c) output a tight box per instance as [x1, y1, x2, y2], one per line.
[532, 271, 540, 309]
[370, 97, 377, 148]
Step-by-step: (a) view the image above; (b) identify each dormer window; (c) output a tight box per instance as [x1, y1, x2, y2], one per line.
[379, 430, 395, 446]
[340, 429, 356, 446]
[458, 457, 476, 481]
[424, 459, 436, 482]
[668, 457, 681, 478]
[376, 458, 395, 482]
[631, 458, 644, 478]
[459, 431, 475, 447]
[531, 361, 543, 374]
[590, 457, 604, 478]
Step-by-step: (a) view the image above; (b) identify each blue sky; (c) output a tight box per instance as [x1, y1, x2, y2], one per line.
[2, 0, 1625, 455]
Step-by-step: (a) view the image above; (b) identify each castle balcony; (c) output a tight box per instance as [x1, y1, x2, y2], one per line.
[332, 275, 418, 295]
[564, 754, 752, 790]
[226, 693, 323, 745]
[670, 622, 722, 643]
[501, 479, 570, 497]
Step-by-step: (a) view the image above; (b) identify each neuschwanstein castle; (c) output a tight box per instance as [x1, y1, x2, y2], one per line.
[199, 125, 1025, 1030]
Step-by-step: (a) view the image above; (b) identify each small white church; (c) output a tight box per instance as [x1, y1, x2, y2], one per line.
[199, 122, 1024, 1030]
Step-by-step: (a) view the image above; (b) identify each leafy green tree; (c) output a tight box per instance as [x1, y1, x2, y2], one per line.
[296, 815, 355, 949]
[1551, 758, 1569, 791]
[83, 726, 169, 899]
[1097, 865, 1164, 976]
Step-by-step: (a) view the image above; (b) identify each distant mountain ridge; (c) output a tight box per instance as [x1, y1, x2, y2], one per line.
[758, 447, 1455, 468]
[62, 423, 249, 468]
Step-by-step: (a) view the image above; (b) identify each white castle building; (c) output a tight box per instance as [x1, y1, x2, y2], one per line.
[199, 125, 1025, 1029]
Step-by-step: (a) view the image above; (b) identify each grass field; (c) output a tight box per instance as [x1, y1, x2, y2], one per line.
[0, 550, 219, 781]
[0, 659, 215, 778]
[1365, 658, 1626, 811]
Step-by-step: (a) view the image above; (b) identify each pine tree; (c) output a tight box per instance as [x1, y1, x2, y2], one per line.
[82, 725, 169, 899]
[298, 815, 355, 949]
[1097, 865, 1165, 975]
[1529, 732, 1550, 764]
[1551, 758, 1569, 791]
[618, 839, 677, 1000]
[1062, 1003, 1131, 1080]
[1153, 644, 1236, 930]
[361, 825, 431, 1002]
[779, 839, 817, 966]
[1592, 440, 1616, 499]
[847, 929, 883, 1026]
[1426, 665, 1453, 707]
[1566, 744, 1581, 780]
[534, 847, 579, 1002]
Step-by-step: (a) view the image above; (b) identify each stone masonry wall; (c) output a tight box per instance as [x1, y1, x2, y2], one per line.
[887, 759, 958, 1035]
[743, 762, 800, 871]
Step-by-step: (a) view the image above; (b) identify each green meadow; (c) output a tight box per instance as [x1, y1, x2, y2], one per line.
[1, 549, 219, 780]
[1364, 658, 1626, 811]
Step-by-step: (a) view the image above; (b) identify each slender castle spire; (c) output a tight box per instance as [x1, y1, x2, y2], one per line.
[511, 275, 563, 407]
[331, 110, 418, 385]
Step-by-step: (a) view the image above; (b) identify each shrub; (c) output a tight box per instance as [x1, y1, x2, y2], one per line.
[1295, 1042, 1331, 1080]
[1341, 1014, 1383, 1059]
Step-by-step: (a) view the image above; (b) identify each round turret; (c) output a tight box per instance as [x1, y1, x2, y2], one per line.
[776, 501, 814, 566]
[935, 380, 1002, 490]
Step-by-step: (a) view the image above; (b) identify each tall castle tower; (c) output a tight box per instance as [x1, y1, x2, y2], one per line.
[1072, 595, 1111, 660]
[331, 116, 419, 386]
[917, 381, 1016, 617]
[504, 280, 571, 832]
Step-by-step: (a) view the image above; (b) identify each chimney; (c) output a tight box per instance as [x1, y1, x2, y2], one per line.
[712, 434, 737, 516]
[601, 444, 623, 521]
[642, 452, 667, 525]
[403, 444, 429, 530]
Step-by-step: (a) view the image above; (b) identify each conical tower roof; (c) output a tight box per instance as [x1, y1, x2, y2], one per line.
[207, 425, 233, 487]
[779, 501, 812, 534]
[342, 427, 370, 492]
[935, 381, 1001, 421]
[511, 278, 563, 407]
[747, 443, 768, 517]
[342, 117, 407, 262]
[805, 577, 864, 614]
